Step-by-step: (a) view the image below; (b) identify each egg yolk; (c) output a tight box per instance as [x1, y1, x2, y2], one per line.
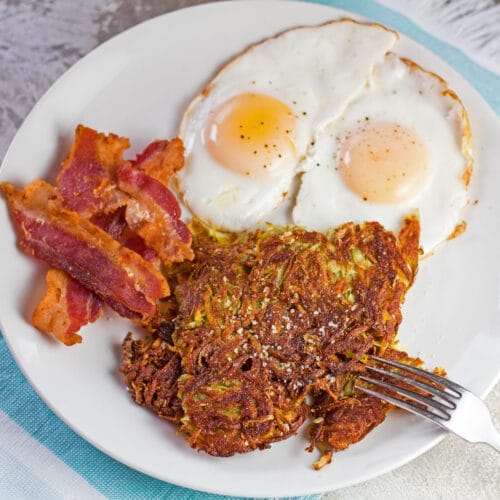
[339, 122, 429, 203]
[204, 93, 297, 177]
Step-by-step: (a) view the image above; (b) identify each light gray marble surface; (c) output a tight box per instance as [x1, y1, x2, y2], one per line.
[0, 1, 498, 499]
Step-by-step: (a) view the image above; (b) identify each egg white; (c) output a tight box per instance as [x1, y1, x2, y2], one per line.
[293, 53, 472, 254]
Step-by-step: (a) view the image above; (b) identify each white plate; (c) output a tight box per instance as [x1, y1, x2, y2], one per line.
[1, 1, 499, 497]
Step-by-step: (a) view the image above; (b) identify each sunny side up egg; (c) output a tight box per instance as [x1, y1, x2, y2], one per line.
[293, 53, 473, 254]
[178, 20, 397, 230]
[177, 19, 472, 256]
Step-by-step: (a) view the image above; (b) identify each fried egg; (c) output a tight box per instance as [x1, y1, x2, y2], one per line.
[178, 20, 397, 231]
[293, 53, 472, 254]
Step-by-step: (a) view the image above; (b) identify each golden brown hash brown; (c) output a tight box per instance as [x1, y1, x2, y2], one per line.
[121, 215, 421, 466]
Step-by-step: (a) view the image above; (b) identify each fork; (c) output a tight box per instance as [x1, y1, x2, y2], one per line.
[354, 355, 500, 452]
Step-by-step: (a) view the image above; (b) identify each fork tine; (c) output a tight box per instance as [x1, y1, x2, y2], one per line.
[371, 355, 463, 396]
[354, 384, 448, 423]
[358, 375, 451, 419]
[365, 365, 457, 409]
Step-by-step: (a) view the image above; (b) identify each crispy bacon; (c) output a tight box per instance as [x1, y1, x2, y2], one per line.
[57, 125, 129, 217]
[133, 138, 184, 186]
[33, 269, 103, 346]
[36, 125, 123, 342]
[117, 163, 193, 263]
[2, 180, 169, 322]
[33, 200, 128, 343]
[3, 126, 192, 344]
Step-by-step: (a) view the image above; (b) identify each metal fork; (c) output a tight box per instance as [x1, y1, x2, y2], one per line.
[354, 355, 500, 452]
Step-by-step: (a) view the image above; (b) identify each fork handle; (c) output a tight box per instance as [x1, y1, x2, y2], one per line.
[471, 399, 500, 453]
[445, 392, 500, 453]
[481, 420, 500, 453]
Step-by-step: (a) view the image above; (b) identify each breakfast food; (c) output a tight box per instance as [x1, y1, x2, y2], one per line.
[178, 20, 472, 255]
[178, 20, 397, 230]
[121, 214, 420, 467]
[294, 53, 472, 254]
[33, 269, 104, 346]
[1, 125, 193, 345]
[3, 179, 169, 318]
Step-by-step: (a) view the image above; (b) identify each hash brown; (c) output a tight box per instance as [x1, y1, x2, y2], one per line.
[121, 215, 420, 466]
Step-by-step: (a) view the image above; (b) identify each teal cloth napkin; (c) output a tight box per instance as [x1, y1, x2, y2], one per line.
[1, 1, 498, 499]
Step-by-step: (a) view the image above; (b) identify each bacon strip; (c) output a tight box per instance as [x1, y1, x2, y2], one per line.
[33, 269, 103, 346]
[57, 125, 129, 217]
[117, 163, 193, 263]
[35, 128, 170, 341]
[133, 138, 184, 186]
[2, 180, 169, 322]
[43, 126, 129, 341]
[33, 204, 128, 344]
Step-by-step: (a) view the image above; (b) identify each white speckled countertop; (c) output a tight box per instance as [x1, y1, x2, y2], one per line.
[0, 1, 498, 498]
